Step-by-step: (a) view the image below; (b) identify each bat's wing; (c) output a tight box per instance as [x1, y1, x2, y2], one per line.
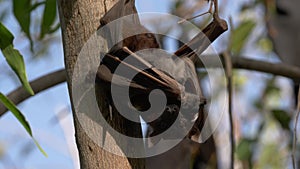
[174, 17, 228, 64]
[97, 0, 180, 108]
[96, 64, 147, 91]
[96, 52, 181, 103]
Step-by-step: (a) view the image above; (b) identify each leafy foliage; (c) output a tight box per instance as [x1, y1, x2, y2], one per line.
[0, 0, 61, 159]
[0, 22, 47, 156]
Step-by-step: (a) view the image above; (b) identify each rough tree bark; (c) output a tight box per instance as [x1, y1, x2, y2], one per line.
[57, 0, 139, 168]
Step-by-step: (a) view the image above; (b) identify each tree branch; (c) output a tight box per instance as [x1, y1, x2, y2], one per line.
[197, 54, 300, 80]
[232, 56, 300, 80]
[0, 70, 66, 117]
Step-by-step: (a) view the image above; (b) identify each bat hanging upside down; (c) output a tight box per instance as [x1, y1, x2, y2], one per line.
[95, 0, 227, 139]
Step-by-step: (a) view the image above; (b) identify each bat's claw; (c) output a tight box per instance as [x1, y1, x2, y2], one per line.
[177, 0, 214, 24]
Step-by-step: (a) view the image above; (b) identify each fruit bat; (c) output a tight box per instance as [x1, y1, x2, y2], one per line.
[96, 0, 227, 139]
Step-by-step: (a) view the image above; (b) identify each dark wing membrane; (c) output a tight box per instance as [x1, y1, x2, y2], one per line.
[174, 17, 228, 63]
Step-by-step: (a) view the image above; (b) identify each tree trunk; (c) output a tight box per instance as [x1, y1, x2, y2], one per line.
[57, 0, 141, 168]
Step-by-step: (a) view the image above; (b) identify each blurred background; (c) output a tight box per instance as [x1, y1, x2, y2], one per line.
[0, 0, 299, 168]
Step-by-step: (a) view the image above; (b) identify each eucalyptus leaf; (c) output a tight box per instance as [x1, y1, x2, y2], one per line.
[0, 93, 47, 157]
[40, 0, 57, 39]
[33, 138, 48, 157]
[257, 37, 273, 52]
[0, 93, 32, 136]
[230, 20, 256, 54]
[0, 23, 34, 95]
[13, 0, 33, 50]
[271, 109, 291, 130]
[0, 22, 13, 49]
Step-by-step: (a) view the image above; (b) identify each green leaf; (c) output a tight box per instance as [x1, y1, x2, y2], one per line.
[230, 20, 256, 54]
[271, 109, 291, 130]
[33, 138, 48, 157]
[265, 81, 280, 96]
[236, 138, 254, 161]
[0, 93, 32, 136]
[13, 0, 33, 50]
[2, 46, 34, 95]
[0, 23, 34, 95]
[0, 93, 47, 157]
[0, 22, 13, 49]
[40, 0, 57, 39]
[257, 37, 273, 52]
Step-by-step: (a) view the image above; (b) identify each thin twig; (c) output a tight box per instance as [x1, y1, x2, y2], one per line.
[292, 85, 300, 169]
[223, 51, 235, 169]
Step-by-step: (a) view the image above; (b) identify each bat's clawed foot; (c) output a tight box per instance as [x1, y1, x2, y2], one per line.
[178, 0, 219, 24]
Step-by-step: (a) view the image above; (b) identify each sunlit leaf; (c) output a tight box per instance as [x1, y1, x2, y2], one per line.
[0, 23, 34, 95]
[0, 93, 32, 136]
[233, 71, 247, 91]
[271, 109, 291, 130]
[12, 0, 33, 50]
[33, 138, 48, 157]
[0, 93, 47, 157]
[257, 37, 273, 52]
[40, 0, 57, 39]
[2, 46, 34, 95]
[256, 144, 284, 169]
[230, 20, 256, 54]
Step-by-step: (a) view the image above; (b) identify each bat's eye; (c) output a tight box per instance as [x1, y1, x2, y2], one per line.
[171, 105, 179, 113]
[165, 106, 172, 112]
